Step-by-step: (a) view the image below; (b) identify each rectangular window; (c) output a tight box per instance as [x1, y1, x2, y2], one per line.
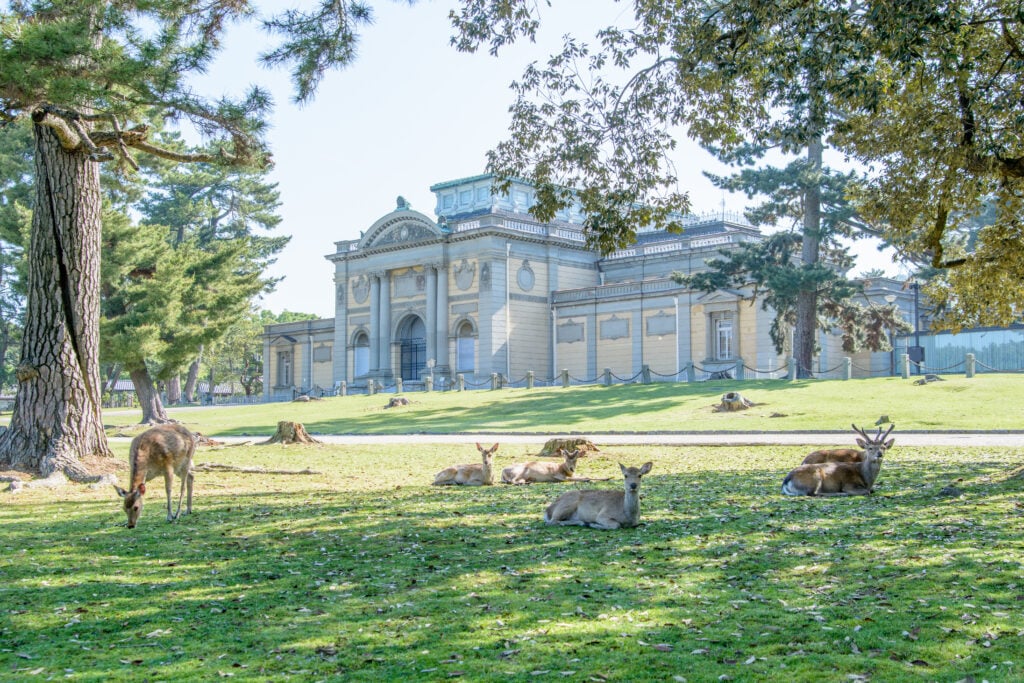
[714, 314, 733, 360]
[277, 351, 292, 386]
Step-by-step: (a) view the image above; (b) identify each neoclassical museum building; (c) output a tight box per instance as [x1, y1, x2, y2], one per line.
[261, 174, 910, 399]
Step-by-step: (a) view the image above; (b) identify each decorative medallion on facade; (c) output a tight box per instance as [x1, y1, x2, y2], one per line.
[454, 259, 476, 291]
[351, 274, 369, 304]
[517, 259, 535, 292]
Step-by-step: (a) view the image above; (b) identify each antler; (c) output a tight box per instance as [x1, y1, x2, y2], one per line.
[852, 423, 895, 444]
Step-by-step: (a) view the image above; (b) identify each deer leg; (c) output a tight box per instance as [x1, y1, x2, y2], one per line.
[185, 469, 194, 515]
[588, 517, 621, 530]
[164, 468, 175, 521]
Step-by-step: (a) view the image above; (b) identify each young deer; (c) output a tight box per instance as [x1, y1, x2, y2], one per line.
[113, 423, 196, 528]
[782, 441, 884, 496]
[432, 443, 498, 486]
[544, 462, 653, 529]
[501, 448, 584, 484]
[801, 424, 895, 465]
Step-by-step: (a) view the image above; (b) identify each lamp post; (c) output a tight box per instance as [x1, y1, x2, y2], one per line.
[884, 294, 897, 376]
[911, 280, 922, 375]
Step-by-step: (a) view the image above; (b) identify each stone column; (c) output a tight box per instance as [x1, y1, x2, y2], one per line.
[262, 335, 272, 400]
[436, 262, 449, 370]
[425, 265, 437, 364]
[369, 274, 381, 369]
[380, 271, 391, 374]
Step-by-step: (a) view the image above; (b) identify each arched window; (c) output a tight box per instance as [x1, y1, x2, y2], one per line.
[353, 331, 370, 377]
[456, 320, 475, 372]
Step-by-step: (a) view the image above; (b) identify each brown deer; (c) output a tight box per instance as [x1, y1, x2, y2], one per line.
[501, 448, 584, 484]
[113, 423, 196, 528]
[782, 440, 884, 496]
[801, 424, 895, 465]
[544, 462, 653, 529]
[432, 443, 498, 486]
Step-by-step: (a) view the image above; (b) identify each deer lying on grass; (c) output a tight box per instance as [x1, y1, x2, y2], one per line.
[113, 423, 196, 528]
[782, 439, 884, 497]
[544, 462, 653, 529]
[432, 443, 498, 486]
[501, 448, 585, 484]
[801, 424, 895, 465]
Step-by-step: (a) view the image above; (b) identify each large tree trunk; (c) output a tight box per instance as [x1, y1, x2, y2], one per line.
[183, 348, 202, 403]
[129, 366, 170, 424]
[0, 123, 112, 480]
[794, 117, 824, 379]
[166, 375, 182, 404]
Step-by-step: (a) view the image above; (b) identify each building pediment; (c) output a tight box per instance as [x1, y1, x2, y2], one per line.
[696, 289, 747, 305]
[360, 207, 443, 250]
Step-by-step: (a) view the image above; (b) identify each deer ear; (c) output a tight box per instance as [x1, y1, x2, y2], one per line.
[491, 443, 499, 452]
[113, 485, 127, 498]
[137, 483, 146, 495]
[855, 438, 867, 448]
[640, 462, 653, 475]
[884, 439, 895, 449]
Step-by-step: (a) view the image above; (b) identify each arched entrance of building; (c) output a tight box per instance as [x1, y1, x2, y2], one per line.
[396, 315, 427, 381]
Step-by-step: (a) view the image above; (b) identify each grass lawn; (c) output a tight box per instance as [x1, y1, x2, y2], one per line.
[97, 374, 1024, 437]
[2, 439, 1023, 681]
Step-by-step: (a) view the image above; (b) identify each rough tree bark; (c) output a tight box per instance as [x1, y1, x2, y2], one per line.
[128, 365, 171, 424]
[183, 349, 202, 403]
[166, 375, 182, 404]
[0, 124, 112, 479]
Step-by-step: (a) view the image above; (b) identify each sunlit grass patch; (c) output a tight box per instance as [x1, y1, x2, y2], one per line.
[1, 443, 1022, 681]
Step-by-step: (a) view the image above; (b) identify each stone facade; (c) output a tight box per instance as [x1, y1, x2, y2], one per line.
[262, 174, 912, 399]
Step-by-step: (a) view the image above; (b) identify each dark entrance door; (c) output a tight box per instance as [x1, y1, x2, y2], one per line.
[400, 338, 426, 381]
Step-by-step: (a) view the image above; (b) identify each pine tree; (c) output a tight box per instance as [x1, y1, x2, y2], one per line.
[0, 0, 375, 478]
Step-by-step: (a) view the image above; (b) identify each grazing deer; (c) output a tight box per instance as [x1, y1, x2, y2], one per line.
[113, 423, 196, 528]
[544, 462, 653, 529]
[501, 448, 584, 484]
[801, 424, 895, 465]
[432, 443, 498, 486]
[782, 440, 884, 496]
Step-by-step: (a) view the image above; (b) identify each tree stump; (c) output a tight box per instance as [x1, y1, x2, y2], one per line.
[537, 438, 599, 458]
[714, 392, 755, 412]
[261, 421, 321, 445]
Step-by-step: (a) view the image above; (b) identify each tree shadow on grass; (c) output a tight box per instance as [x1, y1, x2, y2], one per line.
[2, 451, 1021, 681]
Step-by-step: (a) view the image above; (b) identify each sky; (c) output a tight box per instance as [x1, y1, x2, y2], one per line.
[198, 0, 900, 319]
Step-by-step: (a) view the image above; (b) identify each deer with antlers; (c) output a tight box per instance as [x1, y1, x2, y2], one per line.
[782, 430, 887, 497]
[544, 462, 653, 529]
[432, 443, 498, 486]
[501, 447, 586, 485]
[801, 424, 895, 465]
[113, 423, 196, 528]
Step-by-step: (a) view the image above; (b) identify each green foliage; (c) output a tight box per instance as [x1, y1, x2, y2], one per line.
[677, 232, 910, 354]
[100, 205, 270, 382]
[259, 309, 321, 324]
[449, 0, 1024, 331]
[2, 440, 1022, 681]
[205, 309, 265, 395]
